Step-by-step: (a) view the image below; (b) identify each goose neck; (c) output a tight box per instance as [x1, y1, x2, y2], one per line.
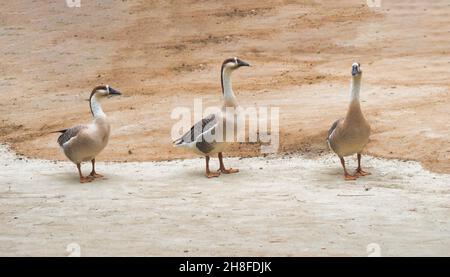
[222, 68, 237, 107]
[350, 75, 361, 103]
[90, 94, 106, 118]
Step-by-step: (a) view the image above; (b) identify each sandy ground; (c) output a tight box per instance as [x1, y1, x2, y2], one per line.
[1, 144, 449, 257]
[0, 0, 449, 173]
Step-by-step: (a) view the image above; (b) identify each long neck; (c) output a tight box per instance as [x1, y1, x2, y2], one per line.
[345, 75, 363, 120]
[222, 68, 238, 107]
[90, 95, 106, 118]
[350, 75, 361, 103]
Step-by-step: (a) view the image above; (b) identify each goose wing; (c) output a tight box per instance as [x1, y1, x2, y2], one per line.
[173, 114, 217, 145]
[327, 118, 343, 141]
[55, 125, 88, 147]
[194, 121, 218, 154]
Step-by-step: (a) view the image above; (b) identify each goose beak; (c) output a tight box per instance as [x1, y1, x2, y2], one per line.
[109, 87, 122, 96]
[237, 59, 250, 67]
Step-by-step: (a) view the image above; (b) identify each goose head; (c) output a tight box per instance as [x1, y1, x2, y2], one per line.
[88, 85, 122, 117]
[90, 85, 122, 99]
[221, 57, 250, 74]
[220, 57, 250, 98]
[351, 62, 362, 77]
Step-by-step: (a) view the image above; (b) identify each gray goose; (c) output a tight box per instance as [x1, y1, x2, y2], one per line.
[54, 85, 122, 183]
[173, 57, 250, 178]
[327, 63, 371, 180]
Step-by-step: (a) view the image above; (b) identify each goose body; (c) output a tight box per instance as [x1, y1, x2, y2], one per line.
[174, 57, 250, 178]
[327, 103, 370, 157]
[327, 63, 371, 180]
[58, 118, 110, 164]
[55, 85, 122, 183]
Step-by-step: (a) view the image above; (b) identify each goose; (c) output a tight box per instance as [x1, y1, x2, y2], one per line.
[327, 63, 371, 180]
[53, 85, 122, 183]
[173, 57, 250, 178]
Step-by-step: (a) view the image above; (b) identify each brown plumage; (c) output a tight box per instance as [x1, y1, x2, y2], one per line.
[327, 63, 371, 180]
[173, 114, 216, 148]
[328, 102, 370, 157]
[56, 125, 87, 147]
[174, 57, 250, 178]
[54, 85, 121, 183]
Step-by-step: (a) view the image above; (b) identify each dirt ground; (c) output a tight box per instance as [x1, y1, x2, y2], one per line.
[0, 0, 449, 173]
[1, 144, 449, 256]
[1, 0, 450, 257]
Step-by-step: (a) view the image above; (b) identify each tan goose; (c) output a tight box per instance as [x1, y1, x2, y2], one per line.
[54, 85, 122, 183]
[327, 63, 371, 181]
[173, 57, 250, 178]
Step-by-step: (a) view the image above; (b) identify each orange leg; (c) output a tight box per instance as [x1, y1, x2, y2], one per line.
[77, 163, 93, 183]
[89, 159, 103, 178]
[218, 152, 239, 174]
[205, 156, 220, 178]
[340, 157, 357, 181]
[355, 153, 371, 176]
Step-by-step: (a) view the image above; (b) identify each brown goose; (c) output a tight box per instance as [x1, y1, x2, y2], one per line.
[327, 63, 371, 180]
[54, 85, 122, 183]
[173, 57, 250, 178]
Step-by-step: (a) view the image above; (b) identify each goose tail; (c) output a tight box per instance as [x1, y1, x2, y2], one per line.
[173, 138, 190, 148]
[173, 139, 196, 150]
[50, 129, 67, 134]
[173, 142, 191, 148]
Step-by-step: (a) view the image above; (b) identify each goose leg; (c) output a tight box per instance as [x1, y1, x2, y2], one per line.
[340, 157, 357, 181]
[205, 156, 220, 178]
[355, 153, 371, 176]
[77, 163, 93, 183]
[89, 159, 103, 178]
[218, 152, 239, 174]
